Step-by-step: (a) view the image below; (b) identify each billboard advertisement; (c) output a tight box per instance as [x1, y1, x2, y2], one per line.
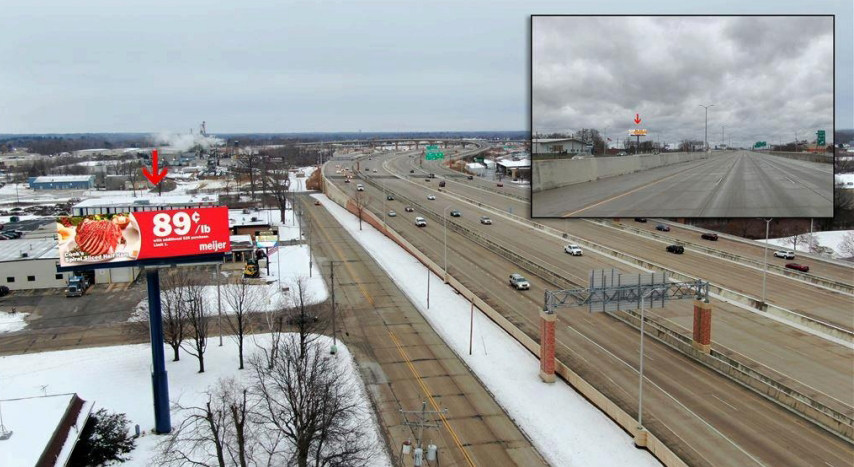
[57, 206, 231, 267]
[255, 230, 278, 248]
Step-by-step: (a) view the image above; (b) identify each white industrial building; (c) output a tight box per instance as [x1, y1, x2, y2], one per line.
[72, 194, 220, 216]
[532, 138, 587, 156]
[0, 238, 139, 290]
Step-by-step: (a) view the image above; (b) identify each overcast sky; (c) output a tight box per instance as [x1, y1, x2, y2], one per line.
[534, 16, 837, 147]
[0, 0, 850, 134]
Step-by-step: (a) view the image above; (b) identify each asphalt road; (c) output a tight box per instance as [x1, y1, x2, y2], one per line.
[531, 151, 834, 218]
[300, 195, 550, 467]
[324, 152, 854, 467]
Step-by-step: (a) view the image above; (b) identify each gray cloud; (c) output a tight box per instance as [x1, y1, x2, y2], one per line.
[533, 16, 835, 147]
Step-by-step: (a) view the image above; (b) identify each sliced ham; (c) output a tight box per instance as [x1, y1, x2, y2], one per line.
[75, 219, 123, 256]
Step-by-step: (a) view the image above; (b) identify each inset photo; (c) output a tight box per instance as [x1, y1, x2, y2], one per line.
[531, 15, 835, 218]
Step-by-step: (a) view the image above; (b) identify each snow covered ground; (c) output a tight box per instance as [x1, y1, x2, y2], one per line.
[836, 173, 854, 188]
[229, 207, 302, 242]
[312, 193, 660, 467]
[759, 230, 853, 258]
[289, 166, 317, 192]
[0, 310, 28, 333]
[0, 336, 390, 467]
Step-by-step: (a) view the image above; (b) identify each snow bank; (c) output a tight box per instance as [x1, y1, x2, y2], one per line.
[312, 193, 659, 467]
[760, 230, 853, 258]
[0, 310, 28, 333]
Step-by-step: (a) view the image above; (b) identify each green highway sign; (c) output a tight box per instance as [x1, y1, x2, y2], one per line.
[426, 145, 439, 150]
[426, 151, 445, 160]
[754, 141, 767, 148]
[817, 130, 826, 146]
[475, 157, 484, 163]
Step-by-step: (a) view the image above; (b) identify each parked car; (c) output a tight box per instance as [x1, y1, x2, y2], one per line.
[386, 195, 394, 200]
[666, 245, 684, 254]
[785, 263, 809, 273]
[479, 216, 492, 225]
[388, 211, 396, 217]
[655, 224, 670, 232]
[701, 233, 719, 241]
[404, 206, 414, 212]
[450, 210, 461, 217]
[617, 152, 627, 156]
[439, 181, 446, 187]
[0, 285, 9, 297]
[427, 195, 436, 200]
[415, 217, 427, 227]
[509, 274, 530, 290]
[564, 244, 583, 256]
[634, 218, 647, 223]
[773, 250, 795, 259]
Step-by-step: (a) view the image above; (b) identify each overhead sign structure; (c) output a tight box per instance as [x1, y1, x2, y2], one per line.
[817, 130, 826, 146]
[425, 144, 445, 160]
[630, 129, 648, 136]
[754, 141, 767, 148]
[57, 206, 231, 267]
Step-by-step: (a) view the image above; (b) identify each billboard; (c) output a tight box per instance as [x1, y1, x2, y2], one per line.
[629, 129, 648, 136]
[57, 206, 231, 267]
[255, 230, 279, 248]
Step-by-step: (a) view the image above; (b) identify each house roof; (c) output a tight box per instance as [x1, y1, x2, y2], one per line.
[31, 176, 93, 184]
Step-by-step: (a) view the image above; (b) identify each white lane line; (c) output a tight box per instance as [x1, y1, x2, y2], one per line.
[711, 394, 738, 411]
[714, 177, 722, 186]
[784, 176, 798, 185]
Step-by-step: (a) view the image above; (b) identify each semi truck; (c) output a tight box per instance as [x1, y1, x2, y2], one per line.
[66, 275, 90, 297]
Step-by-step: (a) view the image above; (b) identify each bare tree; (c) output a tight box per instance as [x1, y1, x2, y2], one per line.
[838, 231, 854, 258]
[267, 164, 292, 222]
[130, 269, 193, 362]
[155, 378, 256, 467]
[353, 191, 371, 231]
[284, 276, 328, 359]
[222, 277, 261, 370]
[182, 275, 210, 373]
[249, 336, 373, 467]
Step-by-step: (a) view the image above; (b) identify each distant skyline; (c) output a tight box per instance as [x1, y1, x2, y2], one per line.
[533, 16, 836, 147]
[0, 0, 851, 134]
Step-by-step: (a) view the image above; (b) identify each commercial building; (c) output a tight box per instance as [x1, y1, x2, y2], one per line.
[496, 157, 531, 180]
[71, 194, 220, 216]
[28, 175, 95, 191]
[532, 138, 587, 157]
[0, 238, 139, 290]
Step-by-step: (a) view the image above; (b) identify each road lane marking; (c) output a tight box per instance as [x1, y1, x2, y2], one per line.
[711, 394, 738, 411]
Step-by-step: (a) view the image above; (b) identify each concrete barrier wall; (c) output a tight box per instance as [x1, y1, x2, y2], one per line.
[322, 173, 690, 467]
[533, 152, 710, 192]
[766, 151, 834, 164]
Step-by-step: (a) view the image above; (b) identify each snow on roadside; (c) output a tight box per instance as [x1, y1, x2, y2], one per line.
[759, 230, 853, 258]
[0, 310, 28, 333]
[0, 336, 390, 467]
[312, 193, 660, 467]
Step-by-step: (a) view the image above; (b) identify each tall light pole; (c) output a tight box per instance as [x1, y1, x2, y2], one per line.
[699, 104, 715, 151]
[603, 126, 609, 156]
[638, 287, 664, 428]
[762, 218, 772, 304]
[721, 125, 725, 150]
[443, 205, 451, 283]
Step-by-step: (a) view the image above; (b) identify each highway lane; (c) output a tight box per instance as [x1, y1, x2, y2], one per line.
[530, 151, 834, 218]
[341, 164, 854, 411]
[301, 196, 549, 467]
[328, 167, 854, 467]
[387, 153, 854, 332]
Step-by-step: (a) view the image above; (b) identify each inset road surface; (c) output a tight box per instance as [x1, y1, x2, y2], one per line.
[532, 152, 834, 218]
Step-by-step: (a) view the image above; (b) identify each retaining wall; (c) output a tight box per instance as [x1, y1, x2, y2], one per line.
[766, 151, 834, 164]
[532, 152, 710, 192]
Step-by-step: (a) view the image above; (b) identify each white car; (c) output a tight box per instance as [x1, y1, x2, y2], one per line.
[356, 184, 364, 191]
[509, 273, 530, 290]
[415, 217, 427, 227]
[427, 195, 436, 200]
[773, 250, 795, 259]
[564, 244, 583, 256]
[479, 216, 492, 225]
[388, 211, 397, 217]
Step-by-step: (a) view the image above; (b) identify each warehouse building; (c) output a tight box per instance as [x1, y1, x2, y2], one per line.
[0, 238, 139, 290]
[28, 175, 95, 190]
[532, 138, 588, 157]
[71, 194, 220, 216]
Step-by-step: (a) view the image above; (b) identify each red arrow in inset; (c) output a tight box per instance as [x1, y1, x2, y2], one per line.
[634, 113, 642, 124]
[143, 149, 168, 185]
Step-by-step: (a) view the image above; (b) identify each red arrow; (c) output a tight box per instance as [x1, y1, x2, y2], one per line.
[143, 149, 168, 185]
[634, 113, 642, 124]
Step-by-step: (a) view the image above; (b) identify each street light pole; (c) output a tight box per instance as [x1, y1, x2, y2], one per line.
[699, 104, 714, 151]
[762, 218, 772, 304]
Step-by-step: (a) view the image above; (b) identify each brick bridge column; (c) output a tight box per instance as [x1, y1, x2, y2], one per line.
[692, 299, 712, 353]
[539, 310, 556, 383]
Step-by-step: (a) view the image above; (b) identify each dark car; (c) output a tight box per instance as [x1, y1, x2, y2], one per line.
[634, 218, 648, 223]
[404, 206, 414, 212]
[701, 233, 719, 241]
[497, 182, 504, 187]
[466, 175, 474, 180]
[386, 195, 394, 201]
[439, 180, 446, 187]
[785, 263, 810, 273]
[450, 210, 461, 217]
[428, 173, 436, 178]
[655, 224, 670, 232]
[666, 245, 684, 254]
[0, 285, 9, 297]
[410, 169, 415, 173]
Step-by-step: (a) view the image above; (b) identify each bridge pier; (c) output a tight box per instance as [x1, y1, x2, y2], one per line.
[692, 299, 712, 353]
[539, 310, 556, 383]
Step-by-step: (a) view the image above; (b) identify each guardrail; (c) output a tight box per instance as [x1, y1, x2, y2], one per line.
[587, 219, 854, 295]
[322, 172, 690, 467]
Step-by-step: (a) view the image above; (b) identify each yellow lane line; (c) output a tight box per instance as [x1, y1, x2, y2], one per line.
[389, 330, 477, 467]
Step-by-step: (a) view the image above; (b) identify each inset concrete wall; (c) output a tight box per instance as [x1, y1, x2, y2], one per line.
[533, 152, 709, 192]
[766, 151, 833, 164]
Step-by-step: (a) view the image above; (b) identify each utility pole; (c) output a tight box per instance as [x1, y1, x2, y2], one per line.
[330, 260, 337, 354]
[699, 104, 715, 152]
[400, 401, 447, 465]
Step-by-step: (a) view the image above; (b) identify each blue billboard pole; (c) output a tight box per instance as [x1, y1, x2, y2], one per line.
[146, 267, 171, 433]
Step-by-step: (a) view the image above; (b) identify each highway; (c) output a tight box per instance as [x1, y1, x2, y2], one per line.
[531, 151, 834, 218]
[325, 150, 854, 467]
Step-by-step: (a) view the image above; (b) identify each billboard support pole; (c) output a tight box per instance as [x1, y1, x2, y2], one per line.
[146, 267, 171, 434]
